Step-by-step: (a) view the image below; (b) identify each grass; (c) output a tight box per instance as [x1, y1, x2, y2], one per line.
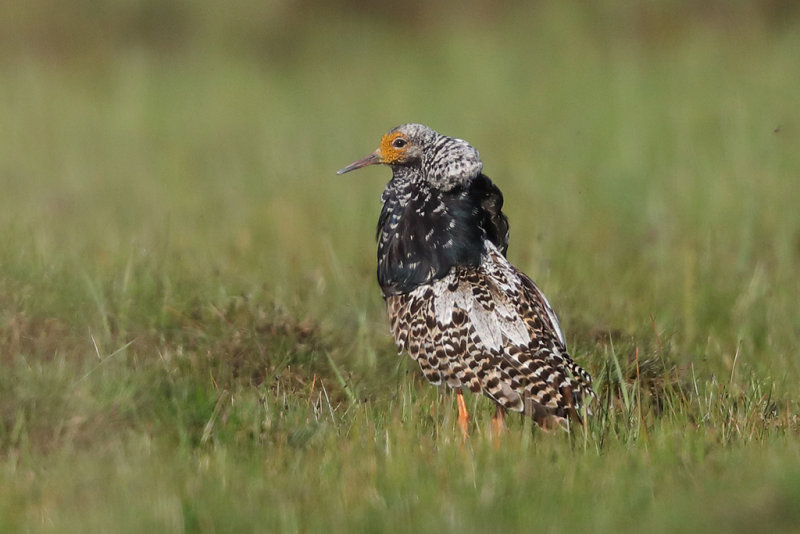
[2, 2, 800, 532]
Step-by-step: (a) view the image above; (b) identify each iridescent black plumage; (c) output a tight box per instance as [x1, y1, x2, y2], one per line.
[339, 123, 594, 428]
[377, 173, 508, 296]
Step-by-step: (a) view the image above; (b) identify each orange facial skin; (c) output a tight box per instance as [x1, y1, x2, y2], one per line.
[378, 132, 410, 164]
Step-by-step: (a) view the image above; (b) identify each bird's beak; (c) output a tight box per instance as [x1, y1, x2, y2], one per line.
[336, 150, 382, 175]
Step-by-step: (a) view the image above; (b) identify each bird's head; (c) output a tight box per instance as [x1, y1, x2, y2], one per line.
[337, 123, 483, 189]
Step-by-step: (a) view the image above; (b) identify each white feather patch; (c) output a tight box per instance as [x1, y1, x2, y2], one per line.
[468, 302, 503, 352]
[433, 275, 456, 326]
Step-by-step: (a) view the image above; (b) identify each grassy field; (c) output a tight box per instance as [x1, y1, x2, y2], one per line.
[2, 2, 800, 532]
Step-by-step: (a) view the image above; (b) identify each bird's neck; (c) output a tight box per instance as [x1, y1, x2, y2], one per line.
[376, 176, 490, 296]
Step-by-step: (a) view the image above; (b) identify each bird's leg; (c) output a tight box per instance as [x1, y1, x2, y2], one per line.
[456, 390, 469, 439]
[491, 405, 506, 446]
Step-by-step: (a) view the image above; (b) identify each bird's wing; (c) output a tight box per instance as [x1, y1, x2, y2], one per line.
[387, 242, 594, 426]
[516, 268, 566, 348]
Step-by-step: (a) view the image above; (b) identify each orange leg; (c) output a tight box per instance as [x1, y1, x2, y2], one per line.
[456, 390, 469, 439]
[491, 405, 506, 446]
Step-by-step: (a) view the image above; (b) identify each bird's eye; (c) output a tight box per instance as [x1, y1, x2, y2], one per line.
[392, 138, 407, 149]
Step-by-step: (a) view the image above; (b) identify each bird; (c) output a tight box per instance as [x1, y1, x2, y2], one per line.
[337, 123, 594, 437]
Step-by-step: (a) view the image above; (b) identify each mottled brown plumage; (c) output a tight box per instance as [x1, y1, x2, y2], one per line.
[338, 123, 594, 430]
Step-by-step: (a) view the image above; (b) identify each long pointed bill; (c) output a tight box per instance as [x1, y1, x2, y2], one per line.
[336, 151, 382, 175]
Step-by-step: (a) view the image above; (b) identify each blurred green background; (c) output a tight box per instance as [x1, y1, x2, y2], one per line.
[1, 1, 800, 532]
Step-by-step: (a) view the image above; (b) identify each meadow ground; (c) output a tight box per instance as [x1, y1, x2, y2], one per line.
[1, 2, 800, 532]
